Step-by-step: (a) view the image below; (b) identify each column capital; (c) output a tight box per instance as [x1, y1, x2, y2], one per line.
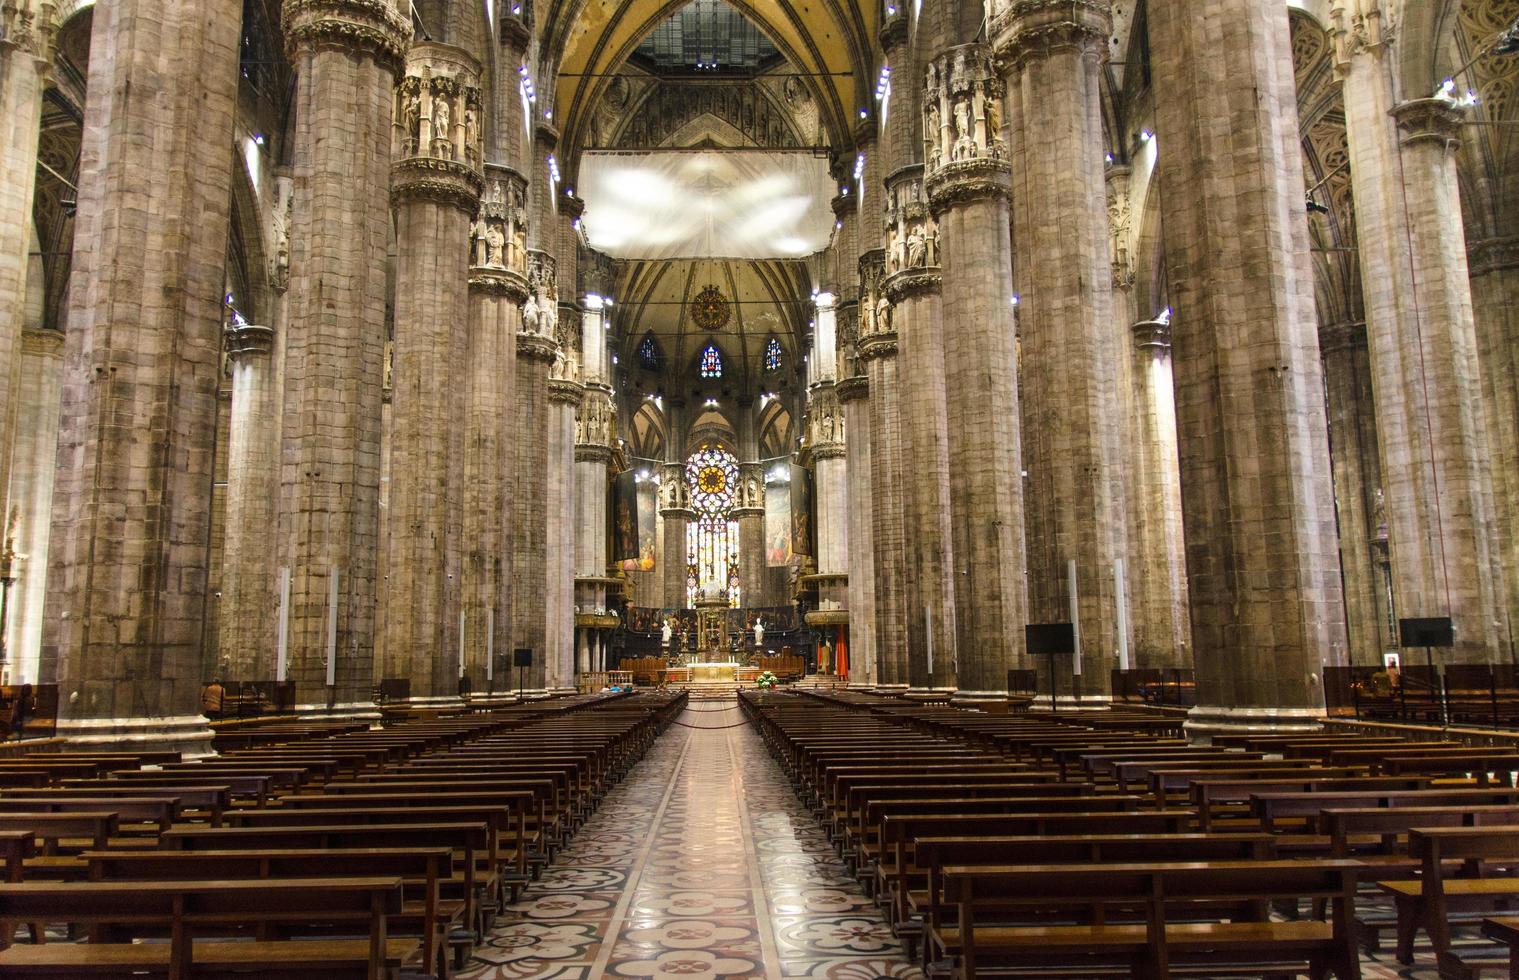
[1, 0, 58, 67]
[857, 331, 899, 361]
[1328, 3, 1389, 75]
[391, 157, 484, 211]
[1393, 97, 1465, 149]
[883, 166, 942, 280]
[733, 460, 766, 515]
[560, 193, 586, 221]
[516, 330, 559, 362]
[922, 44, 1011, 211]
[836, 374, 869, 402]
[831, 192, 857, 221]
[1131, 318, 1171, 350]
[548, 376, 585, 406]
[225, 323, 276, 361]
[20, 327, 64, 358]
[883, 268, 941, 302]
[1470, 236, 1519, 276]
[990, 0, 1110, 67]
[499, 11, 530, 48]
[878, 9, 909, 50]
[282, 0, 411, 75]
[1317, 319, 1368, 356]
[470, 268, 531, 302]
[576, 386, 615, 450]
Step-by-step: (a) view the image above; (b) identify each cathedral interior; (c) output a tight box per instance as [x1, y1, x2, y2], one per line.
[6, 1, 1519, 975]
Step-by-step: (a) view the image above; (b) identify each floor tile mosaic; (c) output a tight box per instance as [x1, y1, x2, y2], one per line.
[458, 698, 924, 980]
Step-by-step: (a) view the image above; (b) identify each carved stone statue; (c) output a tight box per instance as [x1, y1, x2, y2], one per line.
[522, 292, 540, 333]
[432, 96, 451, 156]
[662, 619, 673, 647]
[753, 619, 764, 648]
[404, 90, 422, 151]
[953, 100, 974, 159]
[470, 216, 488, 266]
[485, 222, 506, 267]
[907, 226, 926, 268]
[464, 105, 479, 161]
[876, 296, 891, 332]
[926, 223, 939, 266]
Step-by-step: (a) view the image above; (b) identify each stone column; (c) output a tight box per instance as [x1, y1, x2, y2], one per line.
[996, 2, 1126, 700]
[278, 0, 409, 709]
[660, 461, 693, 609]
[859, 252, 909, 692]
[462, 165, 528, 692]
[546, 373, 582, 694]
[1127, 320, 1191, 668]
[883, 168, 957, 694]
[1149, 0, 1347, 731]
[0, 1, 53, 536]
[1319, 318, 1394, 665]
[512, 250, 559, 692]
[1469, 237, 1519, 655]
[575, 295, 614, 684]
[1331, 12, 1510, 663]
[219, 324, 279, 682]
[923, 45, 1028, 704]
[43, 0, 240, 746]
[838, 371, 876, 686]
[807, 293, 849, 603]
[3, 328, 62, 686]
[382, 43, 482, 702]
[734, 462, 765, 609]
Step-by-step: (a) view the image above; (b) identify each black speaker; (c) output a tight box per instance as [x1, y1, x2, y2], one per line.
[1399, 617, 1454, 649]
[1026, 623, 1076, 656]
[513, 648, 533, 668]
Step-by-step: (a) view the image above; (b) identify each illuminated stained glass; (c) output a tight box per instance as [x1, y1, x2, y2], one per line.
[700, 343, 723, 379]
[764, 336, 782, 372]
[684, 444, 742, 607]
[639, 332, 659, 369]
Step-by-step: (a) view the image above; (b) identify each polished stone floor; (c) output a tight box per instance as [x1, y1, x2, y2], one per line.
[459, 698, 924, 979]
[458, 699, 1474, 980]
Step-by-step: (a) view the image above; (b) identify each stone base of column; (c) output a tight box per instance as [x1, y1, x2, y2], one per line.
[873, 683, 910, 697]
[399, 695, 468, 707]
[1183, 705, 1325, 740]
[55, 716, 216, 756]
[293, 702, 385, 723]
[1027, 695, 1116, 711]
[949, 691, 1012, 712]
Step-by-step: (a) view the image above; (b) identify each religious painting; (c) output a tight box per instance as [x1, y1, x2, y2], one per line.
[790, 463, 814, 559]
[635, 478, 657, 571]
[612, 470, 640, 565]
[765, 479, 792, 566]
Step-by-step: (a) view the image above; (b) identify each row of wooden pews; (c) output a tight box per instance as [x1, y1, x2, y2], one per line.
[0, 689, 686, 978]
[742, 689, 1519, 979]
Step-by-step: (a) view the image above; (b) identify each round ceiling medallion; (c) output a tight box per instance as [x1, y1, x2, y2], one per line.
[690, 284, 731, 332]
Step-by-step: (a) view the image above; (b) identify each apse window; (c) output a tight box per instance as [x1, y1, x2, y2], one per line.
[700, 343, 724, 379]
[764, 337, 782, 372]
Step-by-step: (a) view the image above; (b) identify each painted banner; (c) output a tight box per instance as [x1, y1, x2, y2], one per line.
[613, 469, 640, 565]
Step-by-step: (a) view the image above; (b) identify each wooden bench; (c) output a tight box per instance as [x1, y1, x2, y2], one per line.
[1250, 786, 1519, 832]
[0, 878, 415, 978]
[85, 848, 460, 976]
[1381, 826, 1519, 975]
[934, 859, 1363, 979]
[1479, 916, 1519, 980]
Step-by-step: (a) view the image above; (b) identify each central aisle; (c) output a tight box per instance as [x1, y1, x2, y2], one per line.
[460, 699, 925, 979]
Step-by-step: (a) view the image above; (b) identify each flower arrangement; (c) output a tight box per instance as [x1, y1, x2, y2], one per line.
[755, 671, 779, 690]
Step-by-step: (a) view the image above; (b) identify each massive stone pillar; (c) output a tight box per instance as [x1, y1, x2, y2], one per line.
[382, 43, 482, 701]
[44, 0, 241, 746]
[219, 324, 279, 682]
[659, 464, 693, 611]
[0, 1, 52, 553]
[1127, 319, 1191, 669]
[574, 294, 615, 682]
[838, 369, 876, 686]
[1469, 237, 1519, 656]
[735, 461, 766, 612]
[512, 251, 558, 692]
[3, 328, 62, 686]
[1318, 318, 1394, 665]
[546, 372, 582, 694]
[462, 165, 527, 692]
[1149, 0, 1347, 731]
[859, 254, 908, 692]
[805, 295, 849, 667]
[883, 169, 956, 693]
[923, 45, 1028, 704]
[1331, 13, 1510, 663]
[278, 0, 409, 709]
[996, 2, 1126, 700]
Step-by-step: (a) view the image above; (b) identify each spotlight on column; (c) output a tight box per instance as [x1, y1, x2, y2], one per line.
[1306, 198, 1330, 216]
[1497, 20, 1519, 55]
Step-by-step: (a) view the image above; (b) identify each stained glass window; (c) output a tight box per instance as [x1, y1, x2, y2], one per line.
[685, 444, 742, 607]
[700, 343, 723, 379]
[638, 332, 659, 370]
[764, 337, 782, 372]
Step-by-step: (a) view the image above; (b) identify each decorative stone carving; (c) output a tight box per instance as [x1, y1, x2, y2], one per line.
[1105, 164, 1135, 290]
[659, 462, 693, 514]
[734, 462, 766, 515]
[1, 0, 57, 65]
[809, 384, 846, 459]
[225, 323, 275, 361]
[923, 45, 1011, 211]
[391, 43, 483, 210]
[882, 167, 941, 301]
[282, 0, 411, 74]
[269, 175, 293, 292]
[470, 164, 530, 291]
[576, 388, 615, 450]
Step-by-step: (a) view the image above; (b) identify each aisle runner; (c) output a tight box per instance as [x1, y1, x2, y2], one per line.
[460, 700, 924, 979]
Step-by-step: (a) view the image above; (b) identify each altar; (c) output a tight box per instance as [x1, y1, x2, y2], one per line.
[690, 662, 737, 683]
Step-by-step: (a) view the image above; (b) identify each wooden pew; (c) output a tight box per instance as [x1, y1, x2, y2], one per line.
[1479, 917, 1519, 980]
[0, 831, 32, 883]
[0, 878, 415, 978]
[1250, 785, 1519, 832]
[933, 860, 1362, 979]
[85, 848, 459, 976]
[1382, 826, 1519, 974]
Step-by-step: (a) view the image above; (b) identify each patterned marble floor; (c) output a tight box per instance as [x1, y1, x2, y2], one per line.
[459, 698, 924, 980]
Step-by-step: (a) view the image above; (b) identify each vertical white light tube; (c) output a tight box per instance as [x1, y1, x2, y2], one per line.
[1114, 559, 1130, 671]
[325, 568, 339, 687]
[459, 611, 466, 678]
[486, 609, 495, 681]
[1068, 559, 1082, 677]
[276, 567, 291, 682]
[925, 604, 934, 676]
